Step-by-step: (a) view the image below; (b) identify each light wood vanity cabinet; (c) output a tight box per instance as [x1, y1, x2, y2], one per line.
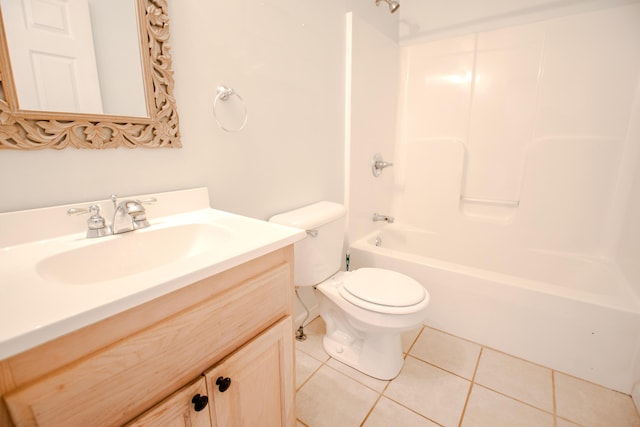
[0, 247, 296, 427]
[128, 318, 293, 427]
[125, 378, 212, 427]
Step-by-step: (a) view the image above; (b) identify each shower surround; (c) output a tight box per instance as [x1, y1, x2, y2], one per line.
[346, 2, 640, 394]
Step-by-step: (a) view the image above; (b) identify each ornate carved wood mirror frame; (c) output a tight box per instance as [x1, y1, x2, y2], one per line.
[0, 0, 181, 150]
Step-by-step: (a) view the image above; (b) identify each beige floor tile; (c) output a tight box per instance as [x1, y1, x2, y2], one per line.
[363, 396, 440, 427]
[296, 364, 379, 427]
[556, 418, 582, 427]
[461, 385, 554, 427]
[326, 358, 389, 392]
[296, 317, 330, 362]
[409, 327, 481, 379]
[401, 325, 423, 354]
[296, 349, 323, 389]
[384, 356, 470, 427]
[555, 372, 640, 427]
[474, 348, 553, 412]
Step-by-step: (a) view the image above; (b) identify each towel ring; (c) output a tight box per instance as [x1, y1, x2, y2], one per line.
[213, 85, 248, 132]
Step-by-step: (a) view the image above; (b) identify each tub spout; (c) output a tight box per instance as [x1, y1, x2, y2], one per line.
[372, 213, 394, 223]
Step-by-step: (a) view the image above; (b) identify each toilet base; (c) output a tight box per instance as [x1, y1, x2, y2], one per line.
[315, 271, 428, 381]
[322, 328, 404, 380]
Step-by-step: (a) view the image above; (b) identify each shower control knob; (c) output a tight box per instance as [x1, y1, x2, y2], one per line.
[191, 394, 209, 411]
[372, 153, 393, 177]
[216, 376, 232, 392]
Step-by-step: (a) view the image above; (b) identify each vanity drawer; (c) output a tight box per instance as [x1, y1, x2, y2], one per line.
[4, 261, 292, 427]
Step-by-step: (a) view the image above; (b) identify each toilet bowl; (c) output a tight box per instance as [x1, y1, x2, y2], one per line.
[316, 268, 429, 380]
[269, 201, 430, 380]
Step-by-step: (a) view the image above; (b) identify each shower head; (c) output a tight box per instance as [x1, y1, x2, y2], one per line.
[375, 0, 400, 13]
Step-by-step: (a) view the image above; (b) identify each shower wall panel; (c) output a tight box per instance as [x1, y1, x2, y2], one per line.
[394, 3, 640, 256]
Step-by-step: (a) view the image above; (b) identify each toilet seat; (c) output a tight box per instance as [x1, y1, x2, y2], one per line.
[337, 268, 427, 315]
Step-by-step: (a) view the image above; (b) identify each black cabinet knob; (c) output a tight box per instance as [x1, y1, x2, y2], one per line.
[191, 393, 208, 412]
[216, 376, 231, 392]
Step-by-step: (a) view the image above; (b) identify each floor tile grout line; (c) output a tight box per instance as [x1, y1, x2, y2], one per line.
[403, 325, 425, 358]
[422, 324, 480, 346]
[471, 345, 555, 415]
[299, 334, 444, 426]
[552, 370, 558, 427]
[554, 367, 635, 398]
[321, 358, 390, 394]
[295, 346, 327, 363]
[298, 356, 555, 427]
[418, 326, 625, 421]
[457, 346, 483, 427]
[309, 319, 635, 399]
[318, 359, 444, 427]
[379, 394, 446, 426]
[471, 383, 556, 416]
[358, 392, 384, 426]
[300, 323, 430, 389]
[296, 318, 637, 427]
[378, 327, 447, 426]
[294, 353, 328, 393]
[307, 352, 611, 427]
[302, 356, 389, 427]
[404, 353, 475, 384]
[423, 324, 564, 376]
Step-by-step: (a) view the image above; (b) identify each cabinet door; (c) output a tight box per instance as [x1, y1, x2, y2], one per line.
[204, 317, 295, 427]
[125, 378, 212, 427]
[4, 261, 291, 427]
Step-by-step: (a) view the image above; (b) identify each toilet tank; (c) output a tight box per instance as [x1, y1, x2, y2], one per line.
[269, 201, 346, 287]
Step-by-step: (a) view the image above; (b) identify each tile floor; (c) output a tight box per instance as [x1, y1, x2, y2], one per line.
[295, 317, 640, 427]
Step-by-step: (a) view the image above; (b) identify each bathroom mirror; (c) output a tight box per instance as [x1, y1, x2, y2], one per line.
[0, 0, 181, 149]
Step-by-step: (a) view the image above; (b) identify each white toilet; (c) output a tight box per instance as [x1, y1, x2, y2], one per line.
[270, 201, 429, 380]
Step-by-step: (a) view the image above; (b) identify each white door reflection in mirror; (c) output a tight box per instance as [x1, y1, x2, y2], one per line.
[0, 0, 104, 114]
[87, 0, 147, 117]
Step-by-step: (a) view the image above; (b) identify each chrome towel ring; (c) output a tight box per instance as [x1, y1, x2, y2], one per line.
[213, 85, 248, 132]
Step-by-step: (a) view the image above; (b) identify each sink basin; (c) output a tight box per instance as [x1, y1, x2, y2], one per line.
[36, 223, 232, 285]
[0, 187, 306, 361]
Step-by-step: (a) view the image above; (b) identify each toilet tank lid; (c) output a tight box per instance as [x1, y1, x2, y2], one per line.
[269, 201, 346, 229]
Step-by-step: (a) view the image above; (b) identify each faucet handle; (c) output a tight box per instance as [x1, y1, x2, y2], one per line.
[111, 194, 157, 207]
[67, 204, 111, 238]
[137, 197, 157, 205]
[67, 204, 99, 217]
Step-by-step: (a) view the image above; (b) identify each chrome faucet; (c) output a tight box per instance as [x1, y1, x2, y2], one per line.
[372, 213, 394, 223]
[111, 195, 155, 234]
[67, 204, 112, 238]
[67, 195, 156, 238]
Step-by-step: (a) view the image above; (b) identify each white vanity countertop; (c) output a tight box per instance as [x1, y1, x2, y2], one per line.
[0, 188, 305, 360]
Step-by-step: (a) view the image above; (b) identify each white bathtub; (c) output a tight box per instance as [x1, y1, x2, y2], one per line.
[349, 226, 640, 394]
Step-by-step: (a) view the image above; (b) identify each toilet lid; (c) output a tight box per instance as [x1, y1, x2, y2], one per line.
[340, 268, 426, 308]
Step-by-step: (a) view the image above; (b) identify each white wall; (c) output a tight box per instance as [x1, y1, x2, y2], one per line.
[0, 0, 351, 221]
[392, 3, 640, 257]
[294, 5, 399, 327]
[345, 13, 399, 244]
